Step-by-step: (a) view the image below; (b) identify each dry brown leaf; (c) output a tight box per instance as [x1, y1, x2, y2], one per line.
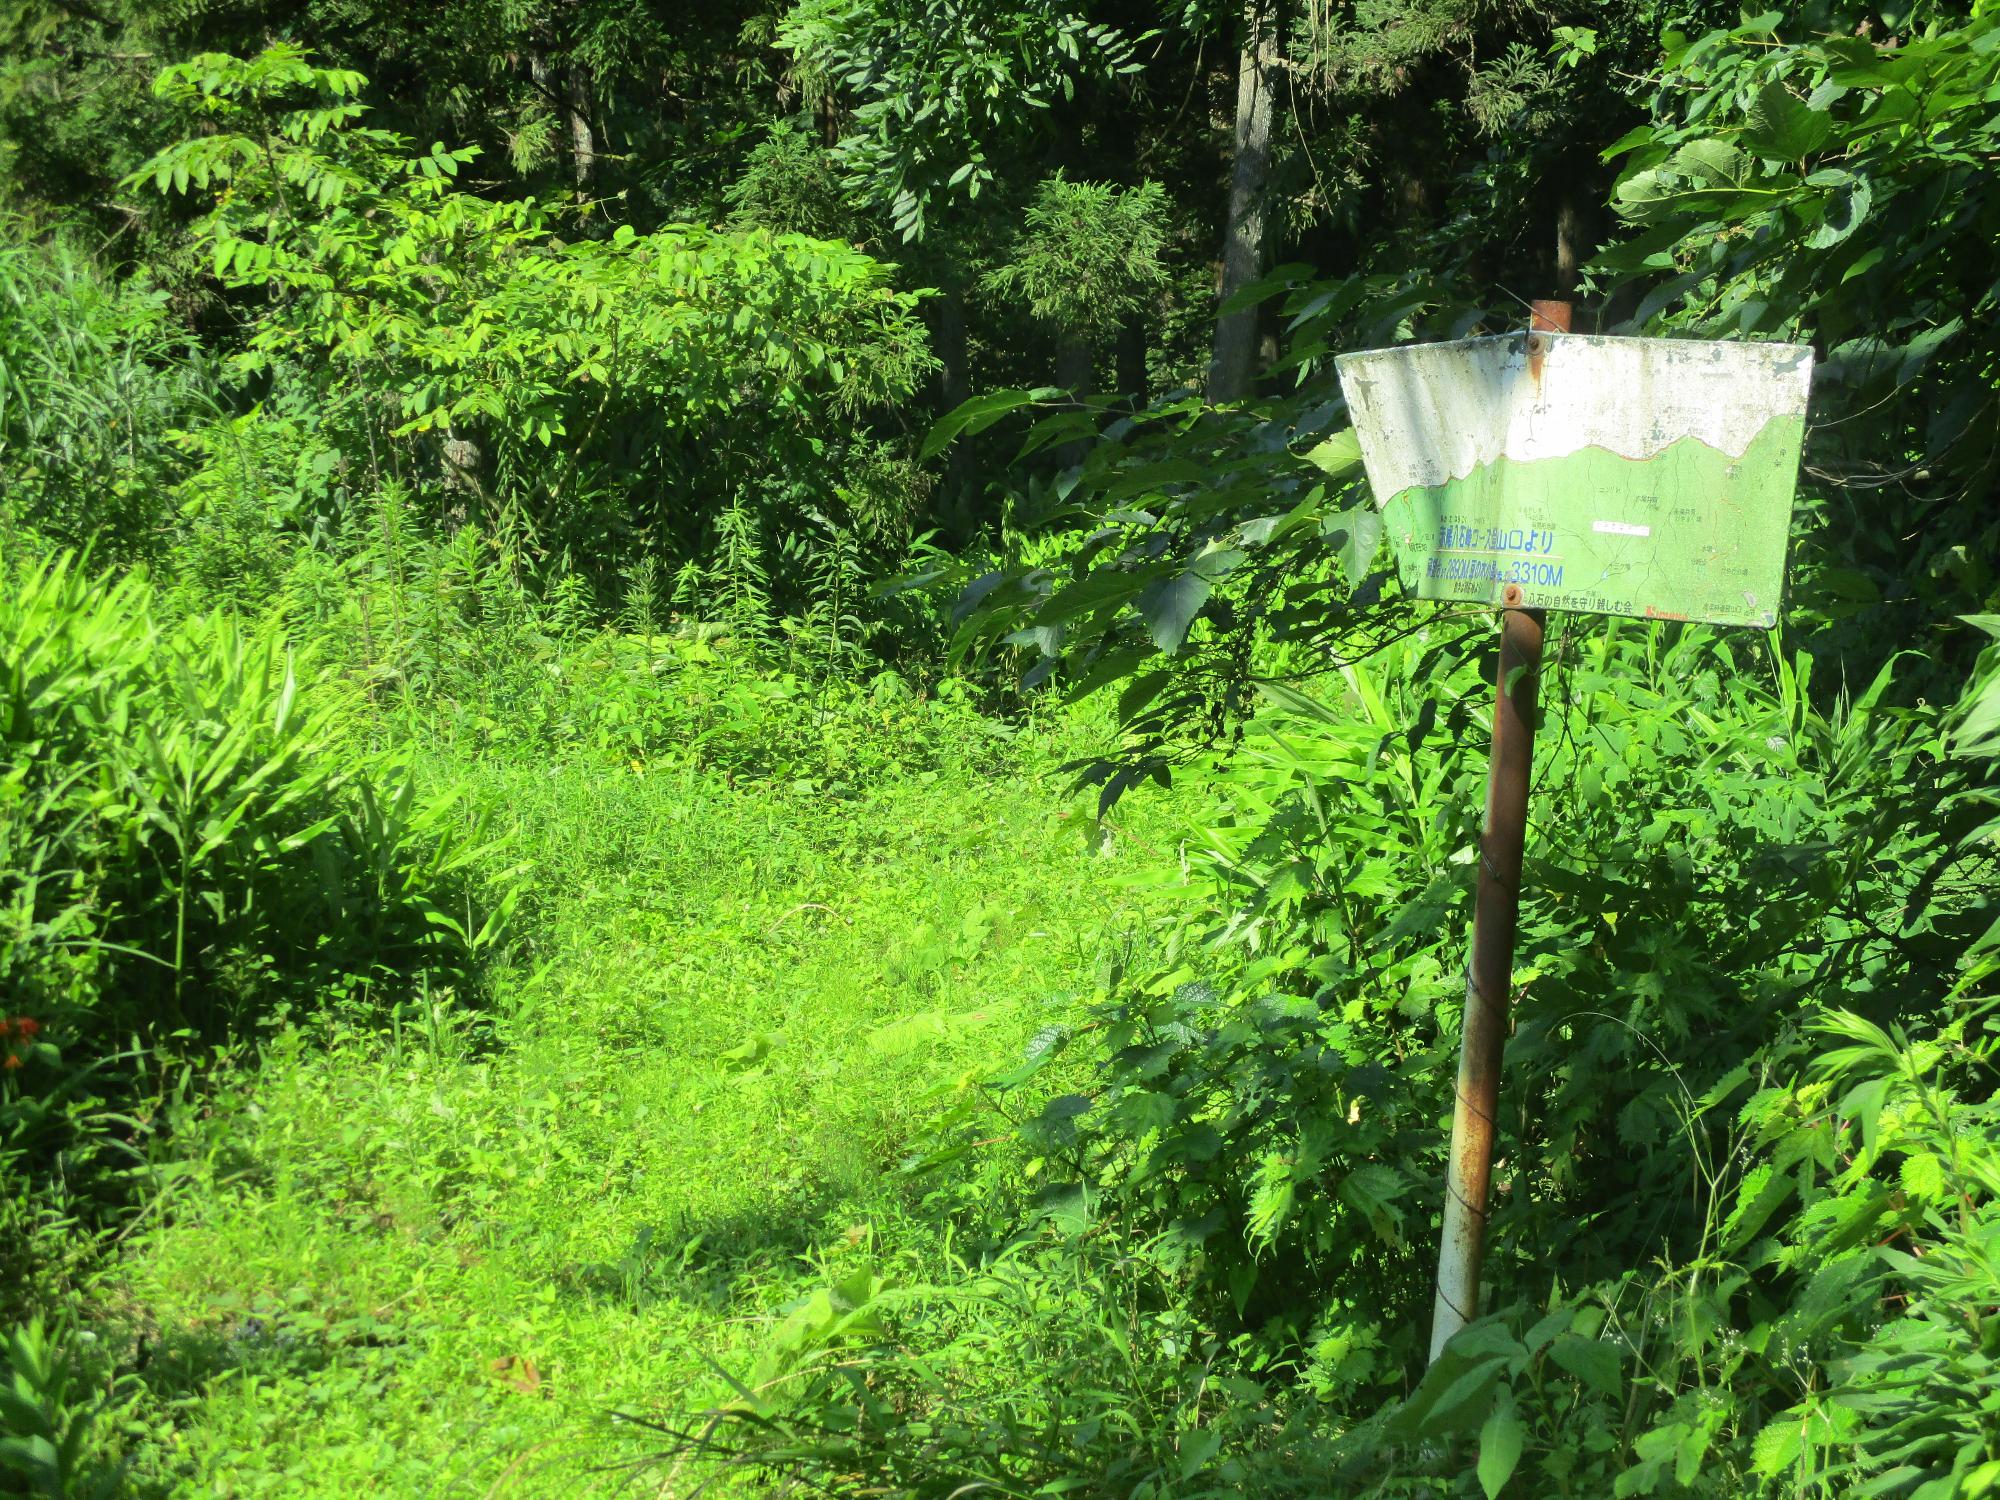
[488, 1354, 542, 1395]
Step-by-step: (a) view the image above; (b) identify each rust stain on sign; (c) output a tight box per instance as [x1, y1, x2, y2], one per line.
[1525, 302, 1569, 391]
[1528, 299, 1574, 334]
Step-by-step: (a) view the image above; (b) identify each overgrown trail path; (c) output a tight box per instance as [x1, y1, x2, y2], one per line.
[109, 750, 1176, 1496]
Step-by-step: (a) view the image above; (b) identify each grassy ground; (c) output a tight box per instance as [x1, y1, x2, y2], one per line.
[99, 726, 1186, 1496]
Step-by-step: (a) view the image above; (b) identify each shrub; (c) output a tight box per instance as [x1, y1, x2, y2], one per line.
[0, 549, 517, 1303]
[133, 46, 938, 614]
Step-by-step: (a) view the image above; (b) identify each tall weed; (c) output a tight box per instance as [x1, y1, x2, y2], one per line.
[0, 231, 212, 558]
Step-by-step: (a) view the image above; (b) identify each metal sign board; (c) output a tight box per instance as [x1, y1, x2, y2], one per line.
[1335, 333, 1814, 627]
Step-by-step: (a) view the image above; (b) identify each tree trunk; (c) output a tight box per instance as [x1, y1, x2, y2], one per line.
[1056, 333, 1094, 467]
[1208, 0, 1278, 404]
[931, 288, 970, 415]
[930, 288, 975, 495]
[440, 425, 493, 514]
[1116, 310, 1148, 405]
[566, 61, 596, 192]
[530, 51, 553, 122]
[1555, 187, 1592, 298]
[1056, 333, 1094, 395]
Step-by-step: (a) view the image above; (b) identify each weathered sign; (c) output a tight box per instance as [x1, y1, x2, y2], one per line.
[1335, 332, 1815, 628]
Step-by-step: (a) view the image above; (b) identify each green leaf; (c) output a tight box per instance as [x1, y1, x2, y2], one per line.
[867, 1009, 986, 1056]
[1899, 1150, 1947, 1202]
[1116, 670, 1171, 722]
[1612, 167, 1683, 223]
[1064, 642, 1153, 700]
[1036, 570, 1142, 627]
[1671, 139, 1748, 186]
[1675, 1422, 1714, 1487]
[1218, 262, 1312, 317]
[1336, 1163, 1407, 1244]
[1177, 1427, 1222, 1479]
[1110, 1088, 1177, 1135]
[1408, 1356, 1513, 1435]
[1953, 616, 2000, 756]
[1303, 427, 1362, 477]
[1721, 1161, 1796, 1251]
[1135, 570, 1212, 653]
[1751, 1415, 1805, 1477]
[1478, 1389, 1526, 1498]
[1805, 169, 1873, 248]
[1256, 679, 1344, 728]
[719, 1031, 780, 1071]
[1744, 81, 1833, 160]
[1548, 1334, 1622, 1397]
[1599, 124, 1659, 161]
[1328, 505, 1383, 584]
[920, 388, 1051, 460]
[988, 1024, 1070, 1088]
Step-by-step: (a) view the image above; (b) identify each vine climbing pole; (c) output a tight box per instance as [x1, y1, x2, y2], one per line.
[1426, 299, 1567, 1363]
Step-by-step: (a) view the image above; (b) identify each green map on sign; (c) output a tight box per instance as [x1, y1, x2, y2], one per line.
[1380, 415, 1807, 628]
[1335, 333, 1816, 628]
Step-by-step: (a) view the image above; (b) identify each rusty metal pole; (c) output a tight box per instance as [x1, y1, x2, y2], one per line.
[1427, 299, 1566, 1363]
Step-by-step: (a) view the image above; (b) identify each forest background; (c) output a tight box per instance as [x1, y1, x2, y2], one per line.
[2, 0, 1999, 1494]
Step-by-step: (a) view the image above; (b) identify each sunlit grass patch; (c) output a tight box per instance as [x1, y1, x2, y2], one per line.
[100, 736, 1186, 1494]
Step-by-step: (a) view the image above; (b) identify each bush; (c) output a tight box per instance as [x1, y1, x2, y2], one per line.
[0, 549, 517, 1304]
[134, 47, 937, 617]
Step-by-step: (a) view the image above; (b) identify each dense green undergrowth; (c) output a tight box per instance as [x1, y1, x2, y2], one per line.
[653, 621, 2000, 1498]
[6, 629, 1187, 1495]
[0, 521, 1126, 1492]
[6, 512, 1989, 1497]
